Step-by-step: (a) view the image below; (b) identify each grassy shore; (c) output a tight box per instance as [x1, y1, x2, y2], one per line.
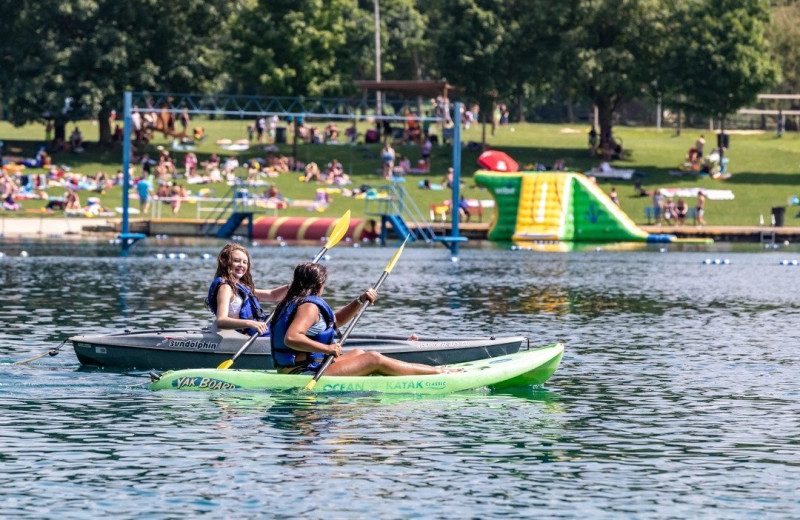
[2, 119, 799, 226]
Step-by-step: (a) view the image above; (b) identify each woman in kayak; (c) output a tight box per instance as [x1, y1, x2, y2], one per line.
[270, 262, 451, 376]
[207, 243, 288, 336]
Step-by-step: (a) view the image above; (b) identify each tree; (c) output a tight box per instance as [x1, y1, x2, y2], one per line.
[559, 0, 670, 154]
[378, 0, 431, 82]
[767, 1, 800, 127]
[768, 1, 800, 92]
[662, 0, 778, 154]
[424, 0, 562, 142]
[494, 1, 570, 123]
[227, 0, 364, 97]
[424, 0, 505, 140]
[1, 0, 234, 145]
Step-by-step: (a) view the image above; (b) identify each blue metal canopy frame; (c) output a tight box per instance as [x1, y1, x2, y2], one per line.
[120, 91, 464, 256]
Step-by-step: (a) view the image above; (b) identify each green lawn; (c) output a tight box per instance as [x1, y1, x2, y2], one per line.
[3, 119, 799, 226]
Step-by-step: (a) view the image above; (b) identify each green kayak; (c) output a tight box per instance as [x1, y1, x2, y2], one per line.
[149, 342, 564, 394]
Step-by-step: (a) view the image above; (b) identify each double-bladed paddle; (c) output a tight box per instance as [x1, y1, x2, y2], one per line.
[216, 210, 352, 370]
[304, 236, 409, 390]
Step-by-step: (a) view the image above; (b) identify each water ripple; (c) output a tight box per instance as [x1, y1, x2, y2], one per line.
[1, 243, 800, 518]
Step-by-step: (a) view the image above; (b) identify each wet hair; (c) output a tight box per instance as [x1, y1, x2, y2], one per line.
[214, 243, 255, 294]
[270, 263, 328, 331]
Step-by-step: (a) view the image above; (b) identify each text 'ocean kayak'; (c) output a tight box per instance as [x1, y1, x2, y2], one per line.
[149, 342, 564, 394]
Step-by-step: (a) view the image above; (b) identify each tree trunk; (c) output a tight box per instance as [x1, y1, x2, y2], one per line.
[98, 107, 112, 146]
[596, 97, 615, 159]
[55, 120, 67, 142]
[566, 98, 575, 124]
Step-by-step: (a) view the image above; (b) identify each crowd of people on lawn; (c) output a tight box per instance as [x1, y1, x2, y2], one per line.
[3, 95, 590, 218]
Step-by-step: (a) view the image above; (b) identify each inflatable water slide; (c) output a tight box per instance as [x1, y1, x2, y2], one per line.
[475, 170, 671, 243]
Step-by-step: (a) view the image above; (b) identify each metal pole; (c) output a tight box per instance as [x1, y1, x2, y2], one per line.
[121, 91, 132, 256]
[451, 102, 462, 258]
[374, 0, 382, 117]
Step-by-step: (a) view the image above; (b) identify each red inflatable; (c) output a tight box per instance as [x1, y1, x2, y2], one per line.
[252, 216, 378, 242]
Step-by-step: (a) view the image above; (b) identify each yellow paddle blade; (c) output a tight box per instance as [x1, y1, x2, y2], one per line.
[304, 379, 318, 390]
[325, 210, 351, 250]
[216, 359, 234, 370]
[384, 236, 410, 274]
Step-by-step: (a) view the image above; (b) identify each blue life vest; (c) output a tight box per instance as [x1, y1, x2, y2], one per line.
[270, 295, 336, 368]
[207, 277, 268, 336]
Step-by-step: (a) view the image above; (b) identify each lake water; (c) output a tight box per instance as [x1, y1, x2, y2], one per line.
[2, 237, 799, 519]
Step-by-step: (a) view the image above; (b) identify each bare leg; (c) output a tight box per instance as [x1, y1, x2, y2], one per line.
[323, 350, 447, 377]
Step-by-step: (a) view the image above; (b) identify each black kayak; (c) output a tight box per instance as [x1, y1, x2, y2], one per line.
[70, 327, 530, 371]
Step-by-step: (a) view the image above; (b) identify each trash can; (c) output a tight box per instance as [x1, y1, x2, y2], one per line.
[275, 126, 287, 144]
[771, 206, 786, 227]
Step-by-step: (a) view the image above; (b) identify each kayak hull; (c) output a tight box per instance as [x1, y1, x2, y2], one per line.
[70, 327, 529, 370]
[149, 342, 564, 394]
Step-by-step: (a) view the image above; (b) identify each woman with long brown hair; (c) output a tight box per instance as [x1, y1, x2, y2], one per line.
[206, 243, 287, 336]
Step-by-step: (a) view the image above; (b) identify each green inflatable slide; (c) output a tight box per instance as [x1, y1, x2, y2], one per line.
[474, 170, 649, 242]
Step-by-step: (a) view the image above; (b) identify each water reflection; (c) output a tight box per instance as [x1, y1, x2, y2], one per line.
[3, 241, 800, 517]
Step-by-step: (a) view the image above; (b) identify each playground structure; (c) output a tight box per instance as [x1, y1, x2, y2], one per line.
[119, 91, 468, 256]
[474, 170, 708, 244]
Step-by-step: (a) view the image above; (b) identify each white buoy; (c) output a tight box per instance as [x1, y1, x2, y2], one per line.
[713, 259, 722, 264]
[20, 251, 28, 257]
[595, 247, 603, 252]
[703, 259, 712, 264]
[451, 256, 459, 263]
[280, 241, 287, 247]
[323, 254, 331, 261]
[784, 240, 790, 246]
[659, 248, 667, 253]
[178, 253, 187, 259]
[0, 252, 6, 258]
[252, 241, 260, 247]
[723, 259, 731, 265]
[793, 260, 799, 266]
[201, 253, 211, 260]
[155, 253, 165, 259]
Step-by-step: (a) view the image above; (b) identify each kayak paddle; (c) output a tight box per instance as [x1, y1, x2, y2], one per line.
[216, 210, 352, 370]
[304, 236, 409, 390]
